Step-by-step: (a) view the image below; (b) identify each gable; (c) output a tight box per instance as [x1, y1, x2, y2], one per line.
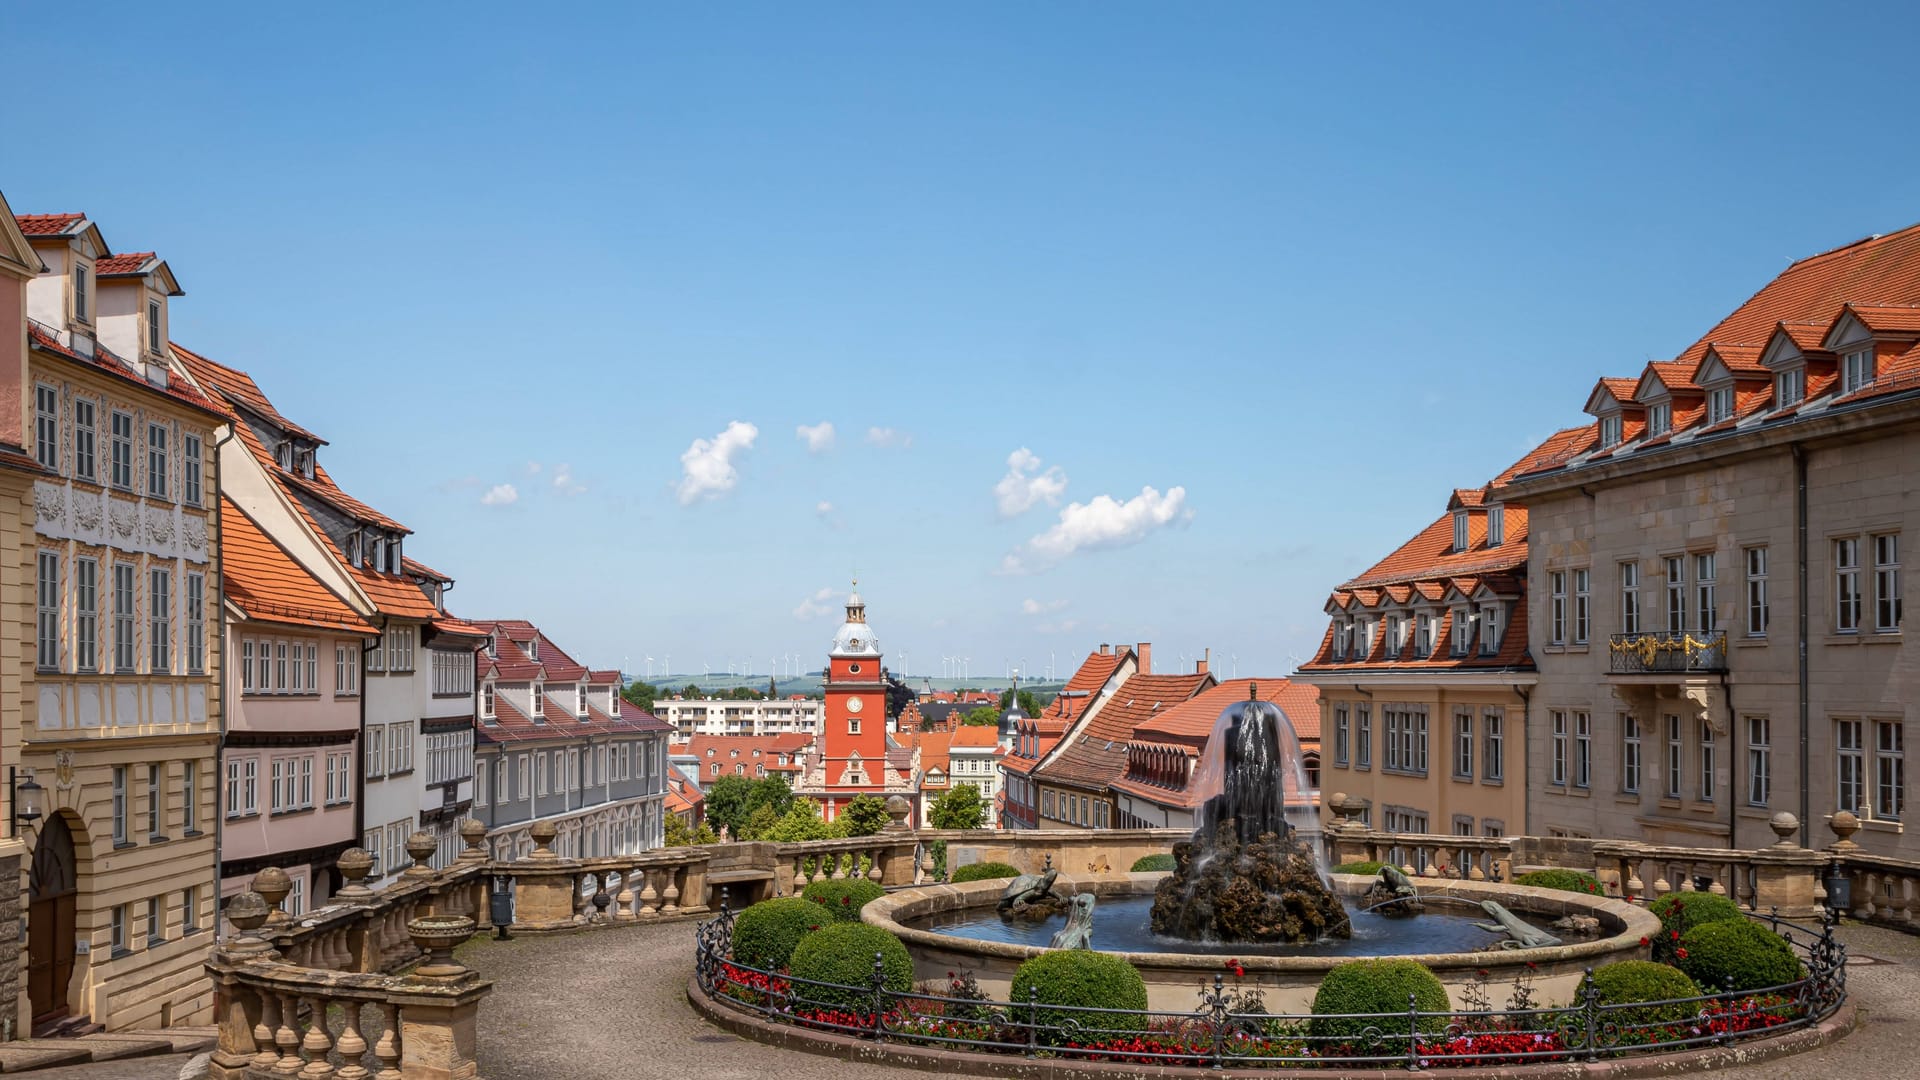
[1759, 326, 1809, 371]
[1823, 309, 1873, 352]
[0, 192, 45, 280]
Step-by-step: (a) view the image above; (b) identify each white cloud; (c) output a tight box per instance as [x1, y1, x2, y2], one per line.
[793, 586, 837, 619]
[676, 420, 759, 505]
[815, 500, 834, 516]
[999, 485, 1191, 573]
[480, 483, 519, 507]
[865, 426, 912, 449]
[797, 422, 837, 453]
[993, 448, 1068, 518]
[524, 461, 543, 476]
[1022, 598, 1069, 616]
[552, 463, 586, 496]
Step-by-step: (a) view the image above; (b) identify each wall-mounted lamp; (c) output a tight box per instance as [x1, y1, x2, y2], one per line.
[9, 767, 43, 836]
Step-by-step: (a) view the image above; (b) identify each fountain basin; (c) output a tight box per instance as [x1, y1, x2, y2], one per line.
[865, 871, 1660, 1012]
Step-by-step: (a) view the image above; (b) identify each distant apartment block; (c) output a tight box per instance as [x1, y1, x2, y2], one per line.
[652, 696, 822, 737]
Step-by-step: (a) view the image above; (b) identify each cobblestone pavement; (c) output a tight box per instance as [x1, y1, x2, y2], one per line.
[23, 920, 1919, 1079]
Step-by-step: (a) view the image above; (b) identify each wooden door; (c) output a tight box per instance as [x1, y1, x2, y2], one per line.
[27, 815, 78, 1024]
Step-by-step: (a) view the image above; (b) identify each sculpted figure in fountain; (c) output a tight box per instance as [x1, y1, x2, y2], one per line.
[1362, 864, 1426, 917]
[1150, 686, 1352, 944]
[1048, 893, 1097, 949]
[1473, 900, 1562, 949]
[998, 867, 1070, 922]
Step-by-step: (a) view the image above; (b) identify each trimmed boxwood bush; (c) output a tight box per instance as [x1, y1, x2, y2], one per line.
[1010, 950, 1149, 1044]
[1514, 869, 1605, 896]
[1590, 960, 1700, 1026]
[801, 878, 885, 922]
[1676, 919, 1805, 993]
[950, 861, 1021, 883]
[1332, 860, 1387, 875]
[1309, 959, 1450, 1046]
[1130, 853, 1175, 873]
[731, 897, 825, 971]
[787, 922, 915, 1013]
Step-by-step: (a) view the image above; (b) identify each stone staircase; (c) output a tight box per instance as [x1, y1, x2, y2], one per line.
[0, 1026, 215, 1073]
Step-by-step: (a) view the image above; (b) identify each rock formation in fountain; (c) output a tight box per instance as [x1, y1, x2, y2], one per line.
[1150, 686, 1352, 943]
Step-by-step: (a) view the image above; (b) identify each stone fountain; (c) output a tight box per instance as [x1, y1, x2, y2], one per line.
[1149, 685, 1351, 943]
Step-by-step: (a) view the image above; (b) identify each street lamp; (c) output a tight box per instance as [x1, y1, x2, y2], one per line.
[10, 767, 43, 837]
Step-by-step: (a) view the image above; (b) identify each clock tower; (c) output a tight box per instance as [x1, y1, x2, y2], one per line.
[820, 584, 890, 817]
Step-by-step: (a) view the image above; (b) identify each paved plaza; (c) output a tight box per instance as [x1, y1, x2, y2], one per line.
[25, 919, 1920, 1080]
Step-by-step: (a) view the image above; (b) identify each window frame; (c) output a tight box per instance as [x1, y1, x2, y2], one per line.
[73, 397, 96, 481]
[1873, 533, 1902, 634]
[109, 410, 134, 491]
[34, 382, 59, 472]
[1746, 716, 1771, 807]
[1836, 537, 1863, 633]
[146, 420, 169, 499]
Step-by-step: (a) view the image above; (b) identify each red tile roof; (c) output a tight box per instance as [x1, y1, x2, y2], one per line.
[171, 343, 326, 443]
[14, 214, 84, 236]
[28, 323, 224, 417]
[1132, 678, 1321, 746]
[1033, 672, 1212, 790]
[93, 252, 154, 276]
[671, 733, 814, 780]
[221, 497, 377, 635]
[1034, 646, 1130, 724]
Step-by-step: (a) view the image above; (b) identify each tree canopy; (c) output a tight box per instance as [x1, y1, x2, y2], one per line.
[839, 794, 890, 837]
[665, 814, 718, 847]
[927, 783, 986, 829]
[999, 689, 1041, 716]
[620, 680, 659, 714]
[703, 774, 795, 837]
[961, 705, 1000, 727]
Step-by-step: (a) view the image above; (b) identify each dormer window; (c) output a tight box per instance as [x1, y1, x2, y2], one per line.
[576, 684, 588, 716]
[526, 639, 538, 662]
[1452, 608, 1471, 655]
[532, 682, 545, 719]
[1453, 509, 1470, 553]
[485, 635, 497, 659]
[296, 447, 314, 479]
[385, 536, 400, 574]
[73, 263, 89, 322]
[147, 299, 162, 353]
[1647, 403, 1671, 436]
[1600, 414, 1622, 448]
[1480, 605, 1501, 655]
[1776, 368, 1806, 408]
[1415, 613, 1434, 656]
[1843, 349, 1875, 393]
[1707, 386, 1735, 425]
[347, 532, 362, 568]
[482, 683, 495, 720]
[1486, 505, 1505, 548]
[276, 441, 293, 470]
[370, 537, 385, 573]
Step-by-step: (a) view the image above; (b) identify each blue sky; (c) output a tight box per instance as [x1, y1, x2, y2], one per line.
[8, 2, 1919, 683]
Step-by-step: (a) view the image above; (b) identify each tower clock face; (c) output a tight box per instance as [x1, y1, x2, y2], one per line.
[847, 696, 865, 714]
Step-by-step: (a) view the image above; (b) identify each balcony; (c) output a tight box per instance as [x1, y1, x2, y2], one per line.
[1607, 630, 1727, 674]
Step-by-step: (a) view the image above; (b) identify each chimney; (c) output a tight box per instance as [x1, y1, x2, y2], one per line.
[1099, 643, 1110, 655]
[1196, 648, 1209, 676]
[1136, 642, 1151, 674]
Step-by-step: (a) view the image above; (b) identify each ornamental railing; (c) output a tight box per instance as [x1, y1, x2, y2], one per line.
[1607, 630, 1727, 673]
[692, 903, 1846, 1071]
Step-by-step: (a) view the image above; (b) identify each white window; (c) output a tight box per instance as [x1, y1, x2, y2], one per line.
[1707, 385, 1734, 424]
[1415, 613, 1433, 656]
[1452, 509, 1469, 553]
[482, 683, 495, 719]
[1333, 704, 1349, 766]
[1876, 721, 1904, 821]
[112, 766, 128, 845]
[1699, 720, 1715, 802]
[1843, 348, 1875, 393]
[1873, 534, 1902, 633]
[1600, 413, 1623, 448]
[147, 298, 162, 352]
[1620, 561, 1641, 635]
[36, 551, 60, 670]
[387, 722, 413, 774]
[474, 761, 488, 807]
[147, 763, 163, 838]
[1745, 546, 1770, 637]
[110, 410, 134, 490]
[73, 398, 96, 481]
[270, 758, 288, 813]
[1663, 556, 1687, 634]
[326, 751, 351, 805]
[1550, 711, 1568, 786]
[148, 567, 171, 673]
[384, 626, 415, 672]
[225, 758, 256, 817]
[387, 823, 410, 877]
[1573, 568, 1591, 644]
[306, 643, 318, 690]
[1453, 710, 1472, 778]
[1622, 715, 1642, 794]
[1479, 605, 1500, 655]
[532, 682, 545, 719]
[110, 906, 127, 953]
[275, 642, 288, 691]
[519, 756, 532, 798]
[1775, 368, 1805, 408]
[1665, 714, 1683, 799]
[185, 573, 205, 674]
[848, 717, 861, 735]
[1836, 538, 1862, 632]
[1575, 712, 1592, 789]
[1837, 719, 1864, 813]
[1451, 608, 1470, 655]
[336, 644, 359, 695]
[1694, 552, 1717, 634]
[1355, 704, 1371, 769]
[1747, 716, 1771, 807]
[183, 434, 202, 507]
[577, 684, 588, 716]
[1548, 571, 1566, 645]
[146, 422, 169, 498]
[365, 726, 385, 779]
[34, 384, 58, 471]
[1486, 505, 1504, 547]
[1647, 402, 1671, 436]
[72, 261, 89, 321]
[289, 641, 304, 693]
[1483, 708, 1503, 781]
[365, 826, 384, 876]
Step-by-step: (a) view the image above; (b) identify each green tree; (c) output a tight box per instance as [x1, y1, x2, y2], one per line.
[665, 815, 719, 847]
[999, 689, 1041, 716]
[746, 774, 795, 819]
[620, 680, 659, 714]
[738, 804, 780, 840]
[927, 783, 986, 829]
[764, 799, 838, 843]
[703, 775, 756, 836]
[839, 794, 890, 837]
[961, 705, 1000, 727]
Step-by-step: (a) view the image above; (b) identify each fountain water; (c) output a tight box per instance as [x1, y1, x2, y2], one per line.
[1149, 684, 1352, 943]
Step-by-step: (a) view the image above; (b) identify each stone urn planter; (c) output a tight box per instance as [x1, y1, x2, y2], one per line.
[408, 915, 478, 979]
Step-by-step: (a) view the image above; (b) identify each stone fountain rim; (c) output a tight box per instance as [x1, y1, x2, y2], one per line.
[864, 871, 1662, 973]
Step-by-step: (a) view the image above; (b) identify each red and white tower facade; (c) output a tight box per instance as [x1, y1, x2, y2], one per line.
[816, 585, 895, 819]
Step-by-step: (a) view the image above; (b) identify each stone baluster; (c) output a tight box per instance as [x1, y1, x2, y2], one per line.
[661, 866, 681, 913]
[917, 847, 933, 885]
[331, 998, 371, 1080]
[639, 869, 660, 917]
[1623, 856, 1646, 901]
[1651, 864, 1673, 897]
[616, 866, 637, 920]
[274, 993, 303, 1074]
[252, 990, 283, 1071]
[372, 1002, 401, 1080]
[297, 993, 335, 1079]
[867, 845, 884, 884]
[829, 850, 847, 881]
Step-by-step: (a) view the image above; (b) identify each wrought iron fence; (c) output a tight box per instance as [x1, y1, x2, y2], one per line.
[1607, 631, 1728, 673]
[693, 904, 1845, 1070]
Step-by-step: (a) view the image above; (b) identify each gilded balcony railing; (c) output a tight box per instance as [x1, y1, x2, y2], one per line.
[1607, 630, 1727, 673]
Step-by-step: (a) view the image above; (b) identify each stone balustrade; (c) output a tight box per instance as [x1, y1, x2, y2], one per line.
[1825, 810, 1920, 928]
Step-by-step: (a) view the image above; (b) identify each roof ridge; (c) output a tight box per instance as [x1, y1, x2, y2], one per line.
[1784, 222, 1920, 270]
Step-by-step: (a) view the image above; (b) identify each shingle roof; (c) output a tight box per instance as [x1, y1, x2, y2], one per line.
[93, 252, 155, 276]
[27, 324, 223, 416]
[1132, 678, 1321, 745]
[1033, 672, 1212, 790]
[14, 213, 85, 236]
[219, 497, 377, 635]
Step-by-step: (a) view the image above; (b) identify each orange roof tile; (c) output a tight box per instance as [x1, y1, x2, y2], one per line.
[14, 213, 84, 236]
[1132, 678, 1320, 745]
[1034, 672, 1212, 790]
[93, 252, 155, 276]
[221, 497, 376, 635]
[28, 324, 224, 417]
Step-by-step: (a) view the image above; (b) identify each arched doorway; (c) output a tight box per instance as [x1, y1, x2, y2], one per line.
[28, 813, 80, 1027]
